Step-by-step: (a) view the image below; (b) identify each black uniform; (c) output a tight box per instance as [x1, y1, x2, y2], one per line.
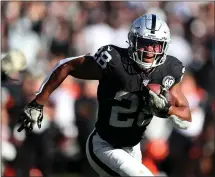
[93, 45, 184, 147]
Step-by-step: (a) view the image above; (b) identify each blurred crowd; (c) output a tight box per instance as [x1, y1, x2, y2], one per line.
[1, 1, 215, 177]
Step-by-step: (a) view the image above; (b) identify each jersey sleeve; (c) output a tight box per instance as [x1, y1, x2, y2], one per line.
[93, 45, 120, 75]
[163, 56, 185, 89]
[172, 59, 185, 84]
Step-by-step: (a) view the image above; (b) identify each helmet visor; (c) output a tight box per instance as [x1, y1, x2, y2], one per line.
[136, 38, 163, 54]
[135, 38, 166, 62]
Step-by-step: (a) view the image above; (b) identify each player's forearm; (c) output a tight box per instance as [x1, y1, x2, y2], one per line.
[35, 63, 71, 105]
[168, 105, 191, 122]
[34, 55, 87, 105]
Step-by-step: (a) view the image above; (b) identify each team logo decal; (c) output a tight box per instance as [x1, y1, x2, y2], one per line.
[162, 76, 175, 89]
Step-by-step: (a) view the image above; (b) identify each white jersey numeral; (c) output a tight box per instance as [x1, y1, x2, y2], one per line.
[109, 91, 152, 128]
[94, 47, 112, 69]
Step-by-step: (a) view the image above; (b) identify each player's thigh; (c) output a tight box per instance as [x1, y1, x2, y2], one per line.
[86, 130, 154, 176]
[123, 143, 142, 163]
[86, 130, 117, 176]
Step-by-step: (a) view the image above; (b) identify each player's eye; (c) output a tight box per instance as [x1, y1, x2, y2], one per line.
[137, 38, 157, 49]
[154, 44, 162, 52]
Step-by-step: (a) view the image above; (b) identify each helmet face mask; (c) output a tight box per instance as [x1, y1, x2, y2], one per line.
[134, 37, 166, 60]
[128, 14, 171, 70]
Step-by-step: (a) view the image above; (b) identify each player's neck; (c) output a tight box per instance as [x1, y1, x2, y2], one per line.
[142, 68, 155, 76]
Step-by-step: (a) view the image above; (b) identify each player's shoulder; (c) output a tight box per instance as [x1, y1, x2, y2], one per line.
[95, 44, 127, 57]
[158, 55, 185, 88]
[94, 44, 128, 69]
[163, 55, 185, 74]
[165, 55, 184, 68]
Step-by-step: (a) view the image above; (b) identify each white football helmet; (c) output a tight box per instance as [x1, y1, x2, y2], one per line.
[128, 14, 171, 69]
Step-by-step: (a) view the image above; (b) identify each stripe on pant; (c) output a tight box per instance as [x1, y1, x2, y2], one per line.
[88, 130, 120, 176]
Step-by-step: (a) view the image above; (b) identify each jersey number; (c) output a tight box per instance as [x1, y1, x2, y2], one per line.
[109, 91, 151, 128]
[94, 47, 112, 69]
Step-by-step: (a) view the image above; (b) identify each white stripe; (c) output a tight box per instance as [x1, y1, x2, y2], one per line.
[86, 130, 110, 177]
[86, 130, 153, 176]
[36, 55, 86, 95]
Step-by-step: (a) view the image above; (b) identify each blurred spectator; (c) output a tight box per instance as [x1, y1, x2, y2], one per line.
[166, 14, 193, 66]
[14, 100, 59, 177]
[75, 81, 98, 176]
[178, 73, 206, 137]
[6, 2, 42, 72]
[1, 87, 17, 176]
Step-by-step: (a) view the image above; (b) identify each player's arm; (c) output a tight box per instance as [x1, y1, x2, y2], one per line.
[168, 83, 191, 122]
[17, 54, 103, 133]
[149, 82, 192, 129]
[17, 45, 115, 133]
[36, 44, 116, 105]
[149, 58, 192, 128]
[36, 55, 102, 105]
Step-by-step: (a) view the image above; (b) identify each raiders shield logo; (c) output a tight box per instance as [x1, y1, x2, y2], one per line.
[162, 76, 175, 89]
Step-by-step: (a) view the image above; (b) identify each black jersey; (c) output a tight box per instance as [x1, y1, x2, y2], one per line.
[93, 45, 185, 147]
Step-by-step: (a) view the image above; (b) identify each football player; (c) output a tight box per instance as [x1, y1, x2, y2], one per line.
[17, 14, 192, 176]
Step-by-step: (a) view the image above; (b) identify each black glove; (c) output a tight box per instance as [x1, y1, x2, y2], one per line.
[149, 86, 171, 118]
[17, 99, 44, 134]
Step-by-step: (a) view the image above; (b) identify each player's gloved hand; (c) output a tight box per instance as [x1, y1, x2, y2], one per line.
[17, 99, 44, 134]
[149, 86, 171, 118]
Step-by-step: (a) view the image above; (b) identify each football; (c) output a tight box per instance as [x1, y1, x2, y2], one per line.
[146, 83, 176, 106]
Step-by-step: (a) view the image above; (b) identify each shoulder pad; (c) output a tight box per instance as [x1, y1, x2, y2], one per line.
[93, 45, 121, 69]
[162, 55, 185, 89]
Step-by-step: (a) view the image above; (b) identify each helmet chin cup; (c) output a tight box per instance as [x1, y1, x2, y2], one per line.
[137, 61, 154, 70]
[132, 47, 166, 70]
